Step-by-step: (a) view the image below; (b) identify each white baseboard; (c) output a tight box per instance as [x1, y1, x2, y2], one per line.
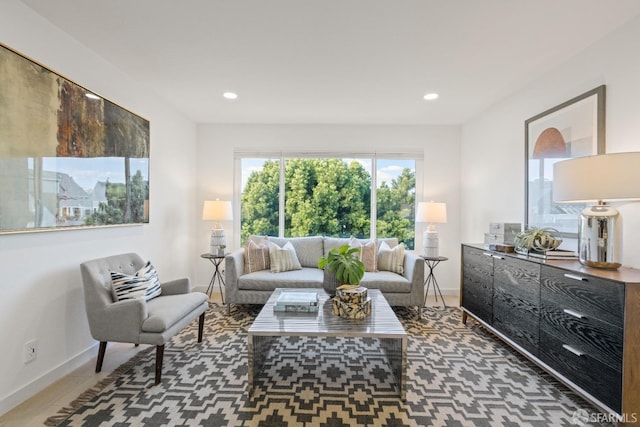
[0, 343, 98, 417]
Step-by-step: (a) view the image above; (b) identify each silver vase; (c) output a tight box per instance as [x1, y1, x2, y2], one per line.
[323, 268, 339, 297]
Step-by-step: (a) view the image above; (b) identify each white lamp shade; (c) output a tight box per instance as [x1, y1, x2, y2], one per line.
[202, 200, 233, 221]
[416, 202, 447, 223]
[553, 152, 640, 203]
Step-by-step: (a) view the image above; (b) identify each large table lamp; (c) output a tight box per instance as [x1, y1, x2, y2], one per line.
[416, 201, 447, 257]
[202, 200, 233, 255]
[553, 152, 640, 269]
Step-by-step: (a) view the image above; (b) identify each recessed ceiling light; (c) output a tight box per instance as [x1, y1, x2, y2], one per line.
[223, 92, 238, 100]
[423, 93, 439, 101]
[85, 93, 101, 100]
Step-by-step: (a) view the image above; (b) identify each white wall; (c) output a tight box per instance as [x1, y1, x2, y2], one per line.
[0, 1, 198, 414]
[195, 123, 462, 294]
[461, 15, 640, 269]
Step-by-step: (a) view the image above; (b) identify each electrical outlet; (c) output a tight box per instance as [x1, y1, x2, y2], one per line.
[24, 339, 38, 364]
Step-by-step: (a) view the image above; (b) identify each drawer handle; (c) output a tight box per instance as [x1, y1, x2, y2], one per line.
[483, 252, 493, 257]
[562, 344, 585, 357]
[492, 255, 504, 259]
[564, 273, 586, 281]
[563, 309, 585, 319]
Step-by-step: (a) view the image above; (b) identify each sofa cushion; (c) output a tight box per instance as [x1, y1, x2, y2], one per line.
[323, 237, 350, 255]
[244, 237, 270, 273]
[269, 236, 324, 268]
[238, 268, 324, 291]
[378, 237, 399, 247]
[325, 237, 398, 256]
[377, 241, 405, 274]
[142, 292, 208, 333]
[360, 271, 412, 293]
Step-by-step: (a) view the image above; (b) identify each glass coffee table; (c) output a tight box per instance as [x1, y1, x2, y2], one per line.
[247, 288, 407, 400]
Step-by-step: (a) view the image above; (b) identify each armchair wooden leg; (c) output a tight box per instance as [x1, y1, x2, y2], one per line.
[198, 313, 205, 343]
[96, 341, 107, 373]
[155, 345, 164, 385]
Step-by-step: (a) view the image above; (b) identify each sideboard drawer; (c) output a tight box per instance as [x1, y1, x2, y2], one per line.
[540, 301, 623, 372]
[540, 265, 624, 328]
[493, 256, 540, 355]
[539, 330, 622, 413]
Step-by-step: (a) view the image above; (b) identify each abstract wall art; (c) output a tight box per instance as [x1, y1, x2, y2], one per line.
[524, 85, 605, 237]
[0, 42, 150, 233]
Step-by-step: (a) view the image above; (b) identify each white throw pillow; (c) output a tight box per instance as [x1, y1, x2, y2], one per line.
[269, 241, 302, 273]
[377, 241, 405, 274]
[110, 261, 162, 302]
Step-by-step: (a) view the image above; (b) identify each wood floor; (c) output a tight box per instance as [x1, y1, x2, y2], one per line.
[0, 292, 458, 426]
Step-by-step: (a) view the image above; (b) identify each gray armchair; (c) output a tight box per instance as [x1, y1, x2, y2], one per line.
[80, 253, 209, 385]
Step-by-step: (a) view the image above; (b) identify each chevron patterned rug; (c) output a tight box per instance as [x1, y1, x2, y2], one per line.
[45, 303, 609, 426]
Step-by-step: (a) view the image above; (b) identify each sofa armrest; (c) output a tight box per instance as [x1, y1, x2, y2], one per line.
[225, 249, 245, 303]
[403, 251, 424, 291]
[160, 277, 191, 295]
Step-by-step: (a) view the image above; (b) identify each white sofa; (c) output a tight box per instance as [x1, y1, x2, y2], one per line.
[224, 236, 424, 311]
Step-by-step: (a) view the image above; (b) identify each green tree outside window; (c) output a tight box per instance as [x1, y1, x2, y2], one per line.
[240, 157, 415, 249]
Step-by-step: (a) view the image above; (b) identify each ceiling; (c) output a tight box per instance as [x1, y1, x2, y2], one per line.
[20, 0, 640, 125]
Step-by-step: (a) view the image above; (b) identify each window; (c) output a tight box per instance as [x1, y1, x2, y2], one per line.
[240, 158, 280, 239]
[376, 159, 416, 249]
[238, 153, 418, 249]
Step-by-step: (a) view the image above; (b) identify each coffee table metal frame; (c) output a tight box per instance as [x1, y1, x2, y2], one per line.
[247, 288, 407, 400]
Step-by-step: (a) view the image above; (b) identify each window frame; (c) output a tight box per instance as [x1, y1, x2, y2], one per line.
[234, 151, 423, 248]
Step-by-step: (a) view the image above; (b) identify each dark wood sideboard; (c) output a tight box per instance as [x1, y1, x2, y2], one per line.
[460, 243, 640, 422]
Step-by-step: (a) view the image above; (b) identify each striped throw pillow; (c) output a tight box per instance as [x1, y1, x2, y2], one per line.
[377, 241, 405, 274]
[244, 236, 270, 273]
[269, 241, 302, 273]
[110, 261, 162, 302]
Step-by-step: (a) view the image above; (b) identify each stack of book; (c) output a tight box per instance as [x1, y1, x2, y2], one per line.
[273, 290, 319, 313]
[516, 248, 578, 260]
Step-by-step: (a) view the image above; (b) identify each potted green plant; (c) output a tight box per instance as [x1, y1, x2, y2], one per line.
[514, 226, 562, 253]
[318, 245, 365, 296]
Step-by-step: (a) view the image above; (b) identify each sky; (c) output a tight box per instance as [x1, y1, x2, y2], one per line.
[39, 156, 407, 194]
[41, 157, 149, 191]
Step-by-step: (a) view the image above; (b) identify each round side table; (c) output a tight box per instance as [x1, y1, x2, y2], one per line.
[201, 253, 227, 303]
[421, 256, 448, 308]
